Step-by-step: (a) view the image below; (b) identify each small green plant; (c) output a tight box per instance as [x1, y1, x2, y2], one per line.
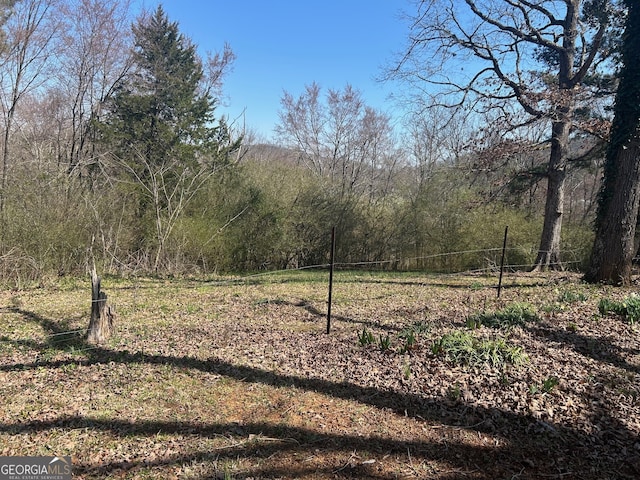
[412, 321, 431, 335]
[598, 298, 618, 316]
[540, 303, 564, 314]
[557, 289, 588, 304]
[465, 316, 482, 330]
[598, 295, 640, 324]
[402, 360, 411, 380]
[358, 328, 375, 346]
[541, 376, 559, 393]
[621, 295, 640, 323]
[466, 302, 538, 329]
[401, 329, 417, 351]
[431, 331, 527, 367]
[530, 376, 559, 395]
[431, 331, 474, 359]
[379, 334, 392, 352]
[398, 321, 429, 354]
[400, 321, 430, 337]
[447, 383, 462, 401]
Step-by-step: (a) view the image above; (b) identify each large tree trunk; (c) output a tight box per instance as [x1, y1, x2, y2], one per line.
[531, 1, 580, 272]
[532, 118, 571, 271]
[586, 0, 640, 285]
[586, 131, 640, 284]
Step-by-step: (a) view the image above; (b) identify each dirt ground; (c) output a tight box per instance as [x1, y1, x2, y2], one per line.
[0, 271, 638, 479]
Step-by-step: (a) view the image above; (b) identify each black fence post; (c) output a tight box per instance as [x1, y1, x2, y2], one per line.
[497, 225, 508, 298]
[326, 226, 336, 334]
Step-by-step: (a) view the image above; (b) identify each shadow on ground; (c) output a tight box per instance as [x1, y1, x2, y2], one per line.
[1, 306, 639, 479]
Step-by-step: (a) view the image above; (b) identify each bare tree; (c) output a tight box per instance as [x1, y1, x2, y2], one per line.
[55, 0, 133, 178]
[390, 0, 623, 270]
[0, 0, 59, 214]
[276, 83, 398, 202]
[202, 42, 236, 103]
[403, 105, 475, 189]
[111, 149, 236, 272]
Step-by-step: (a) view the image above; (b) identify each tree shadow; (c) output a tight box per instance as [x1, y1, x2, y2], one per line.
[0, 416, 513, 479]
[274, 299, 401, 333]
[0, 306, 86, 352]
[526, 323, 640, 375]
[1, 343, 638, 479]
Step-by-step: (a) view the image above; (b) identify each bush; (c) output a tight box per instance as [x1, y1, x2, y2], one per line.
[1, 171, 94, 283]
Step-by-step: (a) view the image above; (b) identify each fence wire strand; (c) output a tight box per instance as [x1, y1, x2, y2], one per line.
[157, 246, 584, 286]
[1, 245, 583, 355]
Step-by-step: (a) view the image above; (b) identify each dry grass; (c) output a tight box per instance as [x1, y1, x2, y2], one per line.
[0, 270, 639, 479]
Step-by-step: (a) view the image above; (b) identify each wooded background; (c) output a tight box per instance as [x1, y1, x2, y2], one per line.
[0, 0, 630, 285]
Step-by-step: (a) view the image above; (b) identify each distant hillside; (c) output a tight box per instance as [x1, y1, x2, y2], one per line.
[241, 143, 300, 166]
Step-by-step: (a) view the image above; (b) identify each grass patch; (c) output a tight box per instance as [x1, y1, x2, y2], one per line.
[431, 331, 527, 367]
[466, 302, 538, 329]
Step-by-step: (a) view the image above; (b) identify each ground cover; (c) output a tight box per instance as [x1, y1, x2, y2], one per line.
[0, 271, 638, 479]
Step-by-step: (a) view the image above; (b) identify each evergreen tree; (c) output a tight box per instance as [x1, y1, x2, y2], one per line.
[98, 5, 239, 271]
[103, 5, 228, 170]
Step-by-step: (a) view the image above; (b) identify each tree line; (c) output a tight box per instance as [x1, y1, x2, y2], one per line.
[0, 0, 635, 285]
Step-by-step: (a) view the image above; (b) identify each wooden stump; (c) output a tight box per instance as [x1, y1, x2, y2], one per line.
[87, 266, 115, 344]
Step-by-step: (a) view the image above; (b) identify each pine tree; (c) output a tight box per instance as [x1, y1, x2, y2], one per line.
[99, 5, 239, 271]
[104, 5, 224, 170]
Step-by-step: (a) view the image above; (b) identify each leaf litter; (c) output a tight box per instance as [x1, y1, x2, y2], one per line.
[0, 271, 638, 479]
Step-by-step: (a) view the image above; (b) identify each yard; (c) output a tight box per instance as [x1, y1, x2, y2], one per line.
[0, 271, 638, 479]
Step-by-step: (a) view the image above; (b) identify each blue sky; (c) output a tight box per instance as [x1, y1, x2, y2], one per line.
[157, 1, 410, 140]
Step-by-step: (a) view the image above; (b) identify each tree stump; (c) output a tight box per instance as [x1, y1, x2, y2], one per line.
[87, 266, 115, 344]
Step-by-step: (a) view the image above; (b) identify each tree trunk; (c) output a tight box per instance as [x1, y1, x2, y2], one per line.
[87, 266, 115, 344]
[532, 118, 570, 271]
[586, 0, 640, 285]
[531, 1, 580, 272]
[586, 131, 640, 284]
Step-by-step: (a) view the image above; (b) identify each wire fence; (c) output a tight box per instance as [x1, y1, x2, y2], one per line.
[0, 238, 584, 353]
[204, 246, 583, 286]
